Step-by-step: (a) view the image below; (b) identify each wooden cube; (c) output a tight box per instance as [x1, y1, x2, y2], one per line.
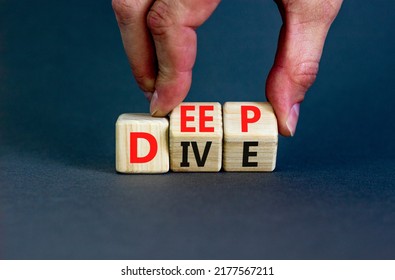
[116, 114, 169, 173]
[169, 102, 222, 172]
[223, 102, 278, 172]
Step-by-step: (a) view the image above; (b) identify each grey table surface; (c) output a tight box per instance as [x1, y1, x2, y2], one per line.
[1, 0, 395, 259]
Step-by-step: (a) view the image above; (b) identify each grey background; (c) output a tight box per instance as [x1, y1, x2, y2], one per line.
[1, 0, 394, 259]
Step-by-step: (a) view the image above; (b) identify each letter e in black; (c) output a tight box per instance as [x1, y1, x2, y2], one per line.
[243, 142, 258, 167]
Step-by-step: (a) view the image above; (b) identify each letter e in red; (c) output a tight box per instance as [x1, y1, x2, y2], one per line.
[199, 105, 214, 132]
[180, 105, 196, 132]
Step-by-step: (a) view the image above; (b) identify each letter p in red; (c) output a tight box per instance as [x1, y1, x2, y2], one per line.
[241, 105, 261, 132]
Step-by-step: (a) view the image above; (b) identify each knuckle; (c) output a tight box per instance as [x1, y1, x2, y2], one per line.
[284, 0, 341, 26]
[290, 61, 319, 90]
[308, 1, 341, 26]
[112, 0, 139, 26]
[322, 0, 342, 23]
[147, 0, 175, 35]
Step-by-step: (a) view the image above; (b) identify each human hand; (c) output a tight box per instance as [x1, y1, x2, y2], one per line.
[112, 0, 343, 136]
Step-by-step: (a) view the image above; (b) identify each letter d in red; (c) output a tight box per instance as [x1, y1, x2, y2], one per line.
[130, 132, 158, 163]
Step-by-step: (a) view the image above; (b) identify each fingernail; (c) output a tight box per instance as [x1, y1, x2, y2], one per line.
[150, 90, 159, 116]
[144, 91, 153, 101]
[143, 78, 155, 92]
[286, 103, 300, 137]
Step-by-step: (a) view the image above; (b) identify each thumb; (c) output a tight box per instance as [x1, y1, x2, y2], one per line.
[266, 0, 342, 136]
